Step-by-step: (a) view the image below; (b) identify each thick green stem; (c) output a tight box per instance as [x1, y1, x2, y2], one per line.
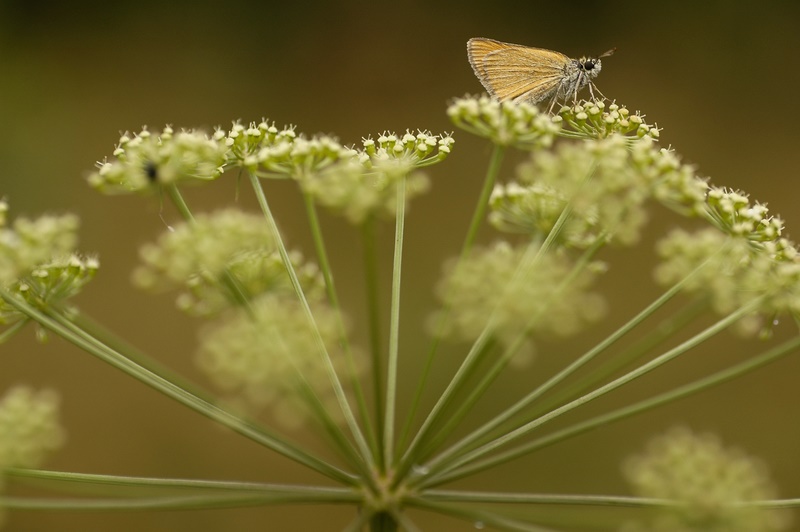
[369, 511, 399, 532]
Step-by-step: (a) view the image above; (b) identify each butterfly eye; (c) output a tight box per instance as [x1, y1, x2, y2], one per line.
[582, 60, 596, 71]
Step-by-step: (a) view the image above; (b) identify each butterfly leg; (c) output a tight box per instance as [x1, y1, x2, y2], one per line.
[546, 92, 560, 114]
[588, 81, 608, 102]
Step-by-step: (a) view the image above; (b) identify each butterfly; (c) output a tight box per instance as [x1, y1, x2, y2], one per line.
[467, 38, 615, 113]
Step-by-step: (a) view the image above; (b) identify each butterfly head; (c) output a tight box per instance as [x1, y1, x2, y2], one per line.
[577, 57, 603, 79]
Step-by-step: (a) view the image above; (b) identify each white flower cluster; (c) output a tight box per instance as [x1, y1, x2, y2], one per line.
[89, 126, 228, 193]
[623, 427, 790, 532]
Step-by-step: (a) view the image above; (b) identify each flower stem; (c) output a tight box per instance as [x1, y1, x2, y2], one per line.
[163, 184, 362, 469]
[417, 235, 607, 462]
[383, 177, 406, 466]
[369, 511, 400, 532]
[462, 143, 505, 258]
[302, 190, 378, 461]
[0, 318, 28, 343]
[248, 173, 374, 468]
[422, 299, 763, 482]
[6, 468, 359, 502]
[164, 184, 251, 308]
[406, 498, 554, 532]
[527, 299, 708, 421]
[423, 333, 800, 487]
[0, 292, 357, 486]
[395, 328, 494, 484]
[0, 491, 357, 511]
[397, 143, 505, 453]
[361, 215, 385, 463]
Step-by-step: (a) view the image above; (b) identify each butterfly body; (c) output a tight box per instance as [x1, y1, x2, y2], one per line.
[467, 38, 614, 111]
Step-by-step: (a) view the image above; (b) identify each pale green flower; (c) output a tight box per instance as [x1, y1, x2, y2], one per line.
[490, 135, 671, 247]
[0, 386, 66, 469]
[556, 100, 659, 140]
[0, 210, 80, 286]
[622, 427, 790, 531]
[303, 130, 453, 223]
[448, 95, 559, 148]
[0, 205, 92, 334]
[654, 227, 800, 335]
[221, 119, 357, 177]
[704, 187, 784, 242]
[88, 126, 228, 194]
[223, 119, 299, 169]
[133, 209, 323, 316]
[435, 241, 606, 352]
[1, 254, 99, 326]
[195, 294, 354, 428]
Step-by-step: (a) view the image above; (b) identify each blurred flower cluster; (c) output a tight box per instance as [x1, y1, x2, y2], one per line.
[622, 427, 789, 531]
[0, 385, 66, 526]
[0, 200, 96, 333]
[133, 209, 323, 316]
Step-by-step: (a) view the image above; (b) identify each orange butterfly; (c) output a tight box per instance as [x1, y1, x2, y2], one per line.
[467, 38, 615, 112]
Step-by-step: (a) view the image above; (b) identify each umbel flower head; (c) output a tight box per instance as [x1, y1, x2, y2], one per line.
[448, 95, 559, 148]
[88, 126, 228, 194]
[556, 100, 660, 140]
[133, 209, 324, 316]
[221, 119, 356, 177]
[0, 201, 96, 331]
[490, 135, 703, 247]
[0, 385, 66, 469]
[434, 241, 606, 353]
[195, 294, 352, 428]
[654, 226, 800, 337]
[622, 426, 790, 531]
[655, 187, 797, 336]
[302, 130, 454, 224]
[0, 385, 65, 528]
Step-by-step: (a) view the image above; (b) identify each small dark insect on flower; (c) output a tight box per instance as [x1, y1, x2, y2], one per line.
[144, 161, 158, 182]
[467, 38, 616, 113]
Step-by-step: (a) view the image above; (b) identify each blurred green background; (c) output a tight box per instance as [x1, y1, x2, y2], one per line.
[2, 1, 800, 530]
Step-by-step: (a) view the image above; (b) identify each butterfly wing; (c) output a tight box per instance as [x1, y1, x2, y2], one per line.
[467, 38, 569, 104]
